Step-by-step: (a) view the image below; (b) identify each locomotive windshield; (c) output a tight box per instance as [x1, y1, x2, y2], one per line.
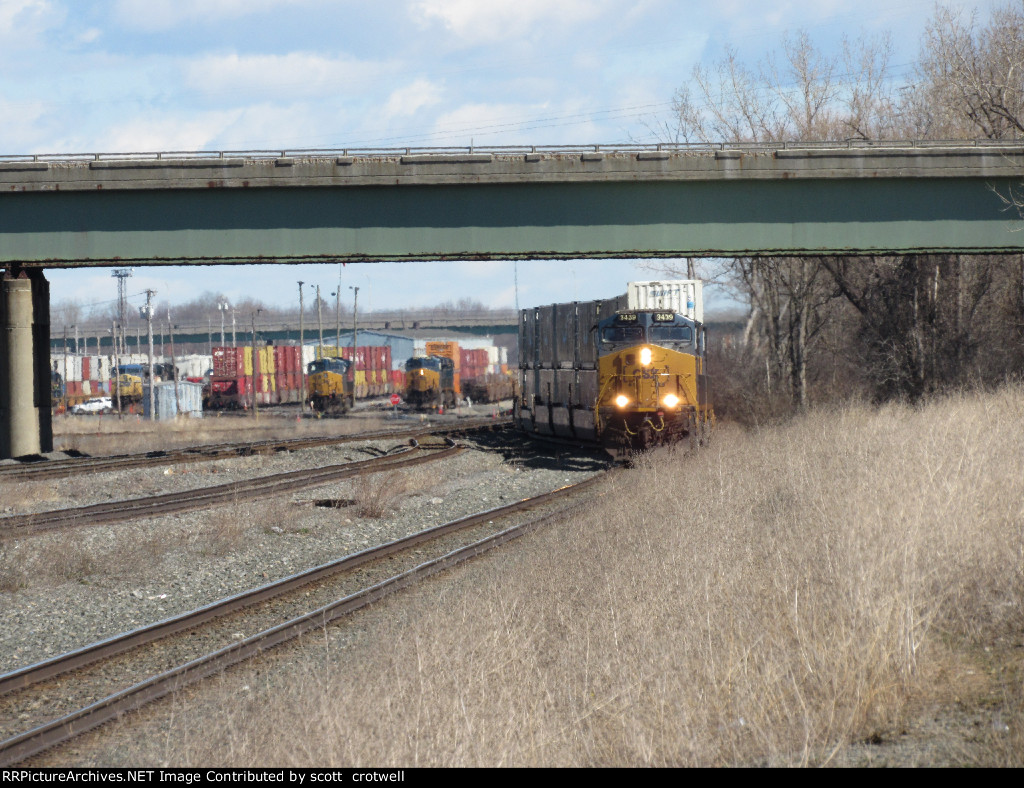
[599, 311, 696, 347]
[649, 325, 693, 342]
[601, 325, 645, 343]
[308, 357, 350, 375]
[406, 356, 444, 371]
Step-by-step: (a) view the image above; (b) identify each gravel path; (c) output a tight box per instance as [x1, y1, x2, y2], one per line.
[0, 430, 608, 674]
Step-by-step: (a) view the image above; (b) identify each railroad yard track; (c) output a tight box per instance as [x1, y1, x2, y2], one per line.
[0, 468, 616, 766]
[0, 417, 511, 483]
[0, 440, 465, 535]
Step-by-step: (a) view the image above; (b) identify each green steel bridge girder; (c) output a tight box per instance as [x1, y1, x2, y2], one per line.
[2, 176, 1024, 265]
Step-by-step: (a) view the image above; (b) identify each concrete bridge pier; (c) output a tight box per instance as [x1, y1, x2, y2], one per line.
[1, 267, 52, 459]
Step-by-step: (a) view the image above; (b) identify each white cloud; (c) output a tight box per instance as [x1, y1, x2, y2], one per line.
[381, 78, 443, 121]
[0, 0, 59, 44]
[182, 52, 397, 101]
[77, 27, 102, 44]
[412, 0, 616, 42]
[98, 109, 245, 152]
[426, 102, 551, 145]
[112, 0, 314, 32]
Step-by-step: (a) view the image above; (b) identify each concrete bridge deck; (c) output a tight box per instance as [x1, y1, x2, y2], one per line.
[2, 140, 1023, 265]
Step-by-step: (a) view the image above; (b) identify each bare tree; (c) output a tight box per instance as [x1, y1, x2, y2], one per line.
[912, 2, 1024, 139]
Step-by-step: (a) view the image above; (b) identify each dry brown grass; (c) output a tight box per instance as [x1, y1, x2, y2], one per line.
[54, 387, 1024, 765]
[0, 527, 180, 589]
[351, 470, 423, 519]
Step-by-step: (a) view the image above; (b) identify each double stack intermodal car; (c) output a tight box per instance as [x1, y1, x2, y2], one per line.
[515, 280, 713, 454]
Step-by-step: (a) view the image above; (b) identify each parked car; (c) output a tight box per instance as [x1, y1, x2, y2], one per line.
[70, 397, 113, 415]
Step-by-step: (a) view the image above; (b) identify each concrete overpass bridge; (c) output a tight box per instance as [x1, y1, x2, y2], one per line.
[3, 139, 1024, 457]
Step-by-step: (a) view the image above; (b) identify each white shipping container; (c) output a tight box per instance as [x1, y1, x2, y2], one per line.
[302, 345, 317, 371]
[627, 280, 703, 324]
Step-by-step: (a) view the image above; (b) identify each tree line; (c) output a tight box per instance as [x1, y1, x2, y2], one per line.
[667, 2, 1024, 421]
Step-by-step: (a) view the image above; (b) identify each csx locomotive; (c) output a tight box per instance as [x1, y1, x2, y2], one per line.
[404, 355, 457, 409]
[516, 281, 712, 454]
[307, 356, 355, 415]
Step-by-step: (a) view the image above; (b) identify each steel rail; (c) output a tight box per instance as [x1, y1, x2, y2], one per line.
[0, 417, 511, 482]
[0, 470, 610, 696]
[0, 469, 617, 766]
[0, 443, 463, 535]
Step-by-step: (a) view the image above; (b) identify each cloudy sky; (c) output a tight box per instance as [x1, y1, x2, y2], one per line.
[0, 0, 1002, 318]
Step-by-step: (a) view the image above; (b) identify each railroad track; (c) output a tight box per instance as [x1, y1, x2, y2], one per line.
[0, 468, 616, 766]
[0, 440, 464, 535]
[0, 417, 510, 482]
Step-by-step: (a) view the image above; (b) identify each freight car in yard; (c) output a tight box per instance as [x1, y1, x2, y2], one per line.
[516, 280, 713, 453]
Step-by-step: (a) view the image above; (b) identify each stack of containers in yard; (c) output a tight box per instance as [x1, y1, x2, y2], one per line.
[210, 347, 251, 408]
[315, 345, 395, 398]
[254, 346, 276, 405]
[273, 346, 302, 403]
[425, 341, 461, 395]
[369, 346, 392, 395]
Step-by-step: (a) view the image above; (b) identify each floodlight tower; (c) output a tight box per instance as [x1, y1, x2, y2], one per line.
[111, 268, 133, 355]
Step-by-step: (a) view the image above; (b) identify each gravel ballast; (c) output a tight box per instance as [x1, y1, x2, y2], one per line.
[0, 430, 608, 673]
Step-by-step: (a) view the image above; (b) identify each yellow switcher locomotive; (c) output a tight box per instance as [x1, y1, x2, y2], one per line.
[516, 282, 712, 454]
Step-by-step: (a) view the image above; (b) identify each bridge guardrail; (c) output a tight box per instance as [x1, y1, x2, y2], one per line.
[3, 139, 1023, 164]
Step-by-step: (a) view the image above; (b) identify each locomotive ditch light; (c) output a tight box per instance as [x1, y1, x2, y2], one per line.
[615, 394, 630, 408]
[640, 347, 653, 367]
[663, 394, 680, 408]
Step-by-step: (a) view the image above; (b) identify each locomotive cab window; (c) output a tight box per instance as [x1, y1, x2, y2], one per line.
[649, 325, 693, 343]
[601, 325, 645, 343]
[308, 358, 350, 375]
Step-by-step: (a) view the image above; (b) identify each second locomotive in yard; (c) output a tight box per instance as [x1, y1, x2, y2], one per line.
[515, 280, 713, 454]
[307, 356, 355, 415]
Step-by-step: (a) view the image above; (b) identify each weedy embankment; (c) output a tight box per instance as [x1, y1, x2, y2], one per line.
[79, 387, 1024, 766]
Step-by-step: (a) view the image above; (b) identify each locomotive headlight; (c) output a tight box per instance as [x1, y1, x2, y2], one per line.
[663, 394, 680, 408]
[615, 394, 630, 408]
[640, 347, 652, 367]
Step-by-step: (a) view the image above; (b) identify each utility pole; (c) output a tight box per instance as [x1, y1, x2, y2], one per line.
[316, 284, 324, 353]
[142, 290, 156, 421]
[168, 309, 180, 417]
[335, 264, 342, 349]
[251, 309, 262, 418]
[62, 325, 68, 415]
[218, 301, 229, 348]
[111, 268, 132, 357]
[112, 320, 121, 417]
[298, 281, 306, 413]
[350, 286, 359, 402]
[231, 308, 237, 349]
[334, 286, 341, 350]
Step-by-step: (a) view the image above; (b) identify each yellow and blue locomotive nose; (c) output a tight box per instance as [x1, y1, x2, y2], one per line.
[599, 344, 692, 412]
